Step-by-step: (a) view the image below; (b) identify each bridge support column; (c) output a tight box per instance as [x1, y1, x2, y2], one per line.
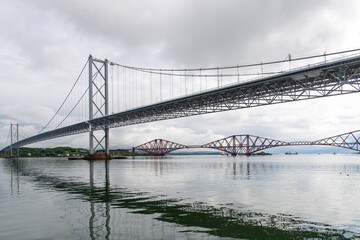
[86, 55, 112, 160]
[132, 147, 135, 157]
[245, 134, 250, 156]
[10, 123, 19, 158]
[231, 135, 237, 156]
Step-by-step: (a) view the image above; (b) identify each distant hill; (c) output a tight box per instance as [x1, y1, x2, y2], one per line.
[18, 146, 88, 157]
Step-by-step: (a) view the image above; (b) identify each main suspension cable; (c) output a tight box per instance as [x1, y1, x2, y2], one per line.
[19, 128, 29, 140]
[55, 88, 89, 129]
[5, 127, 11, 146]
[39, 59, 89, 133]
[111, 47, 360, 73]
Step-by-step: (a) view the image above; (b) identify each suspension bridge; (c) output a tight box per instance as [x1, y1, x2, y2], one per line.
[133, 130, 360, 156]
[2, 49, 360, 158]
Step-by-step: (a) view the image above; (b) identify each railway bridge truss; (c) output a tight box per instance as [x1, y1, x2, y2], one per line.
[134, 130, 360, 156]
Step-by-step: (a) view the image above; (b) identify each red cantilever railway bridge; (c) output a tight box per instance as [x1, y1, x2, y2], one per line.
[134, 130, 360, 156]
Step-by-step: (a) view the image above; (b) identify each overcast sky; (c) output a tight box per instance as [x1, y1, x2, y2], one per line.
[1, 0, 360, 153]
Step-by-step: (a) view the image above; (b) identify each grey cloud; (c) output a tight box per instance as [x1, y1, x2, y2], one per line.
[24, 0, 350, 66]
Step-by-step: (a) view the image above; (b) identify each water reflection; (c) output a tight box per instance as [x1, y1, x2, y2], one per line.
[89, 160, 111, 239]
[3, 158, 359, 240]
[9, 158, 20, 197]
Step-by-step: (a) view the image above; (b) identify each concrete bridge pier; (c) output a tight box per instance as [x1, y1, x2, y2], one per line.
[132, 147, 135, 157]
[0, 151, 10, 158]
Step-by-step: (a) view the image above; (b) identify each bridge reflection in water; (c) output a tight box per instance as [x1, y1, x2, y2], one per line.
[4, 158, 359, 240]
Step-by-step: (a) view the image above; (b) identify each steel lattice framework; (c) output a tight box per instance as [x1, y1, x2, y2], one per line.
[10, 123, 19, 156]
[134, 139, 188, 156]
[201, 135, 290, 155]
[88, 55, 110, 155]
[310, 130, 360, 151]
[2, 55, 360, 152]
[133, 130, 360, 156]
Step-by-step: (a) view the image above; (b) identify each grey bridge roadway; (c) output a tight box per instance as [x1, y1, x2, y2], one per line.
[2, 55, 360, 152]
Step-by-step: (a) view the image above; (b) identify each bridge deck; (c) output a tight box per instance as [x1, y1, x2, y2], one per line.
[3, 55, 360, 151]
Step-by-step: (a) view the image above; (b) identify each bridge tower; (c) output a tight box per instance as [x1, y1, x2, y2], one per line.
[10, 123, 19, 157]
[88, 55, 111, 159]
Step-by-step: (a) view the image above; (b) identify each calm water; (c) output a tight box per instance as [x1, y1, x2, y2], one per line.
[1, 154, 359, 240]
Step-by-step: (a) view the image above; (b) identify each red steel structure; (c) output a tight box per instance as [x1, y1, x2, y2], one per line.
[134, 139, 188, 156]
[310, 130, 360, 151]
[134, 130, 360, 156]
[202, 135, 290, 156]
